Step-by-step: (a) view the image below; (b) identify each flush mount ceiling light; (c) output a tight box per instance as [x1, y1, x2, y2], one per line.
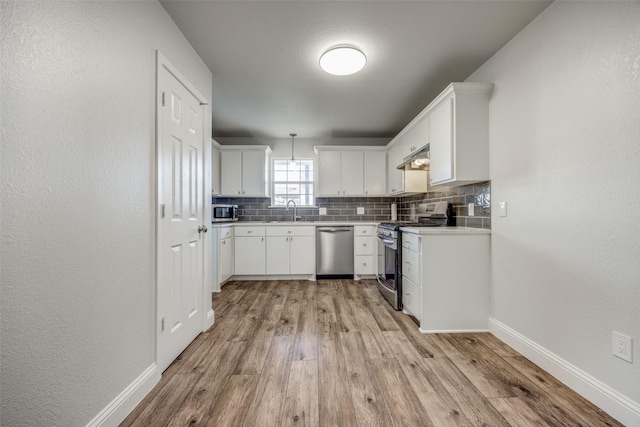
[319, 45, 366, 76]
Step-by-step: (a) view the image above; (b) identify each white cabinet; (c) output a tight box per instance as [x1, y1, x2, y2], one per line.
[354, 226, 375, 276]
[403, 230, 490, 333]
[211, 225, 233, 292]
[317, 150, 363, 196]
[428, 83, 492, 187]
[387, 145, 404, 194]
[219, 228, 233, 284]
[234, 226, 266, 275]
[340, 151, 364, 195]
[316, 148, 386, 197]
[220, 146, 271, 196]
[400, 114, 430, 160]
[265, 226, 315, 275]
[401, 233, 421, 320]
[363, 151, 386, 196]
[211, 139, 221, 196]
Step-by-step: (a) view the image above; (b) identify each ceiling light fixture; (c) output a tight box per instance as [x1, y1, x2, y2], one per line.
[319, 45, 366, 76]
[289, 132, 297, 165]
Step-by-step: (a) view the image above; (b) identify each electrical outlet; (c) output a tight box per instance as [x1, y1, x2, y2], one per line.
[468, 203, 475, 216]
[612, 331, 633, 363]
[319, 207, 327, 215]
[357, 207, 365, 215]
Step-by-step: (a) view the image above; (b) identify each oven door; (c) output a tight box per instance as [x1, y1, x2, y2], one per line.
[376, 234, 402, 310]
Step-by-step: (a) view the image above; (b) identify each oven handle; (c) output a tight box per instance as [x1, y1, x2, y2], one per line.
[377, 235, 395, 246]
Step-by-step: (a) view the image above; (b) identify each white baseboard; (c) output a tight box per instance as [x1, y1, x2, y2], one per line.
[489, 317, 640, 427]
[419, 328, 489, 334]
[86, 363, 160, 427]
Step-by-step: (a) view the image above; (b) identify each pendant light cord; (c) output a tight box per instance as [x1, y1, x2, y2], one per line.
[289, 133, 297, 162]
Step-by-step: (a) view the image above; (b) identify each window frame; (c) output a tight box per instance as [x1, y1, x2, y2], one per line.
[271, 158, 316, 207]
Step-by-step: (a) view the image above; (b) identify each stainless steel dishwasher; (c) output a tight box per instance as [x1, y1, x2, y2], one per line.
[316, 226, 354, 277]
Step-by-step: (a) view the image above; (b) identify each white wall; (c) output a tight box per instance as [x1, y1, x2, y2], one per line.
[1, 2, 211, 425]
[468, 0, 640, 413]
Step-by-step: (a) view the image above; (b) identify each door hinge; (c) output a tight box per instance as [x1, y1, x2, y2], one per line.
[161, 204, 165, 218]
[161, 316, 165, 332]
[162, 91, 166, 107]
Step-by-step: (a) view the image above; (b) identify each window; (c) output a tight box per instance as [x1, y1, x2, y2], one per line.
[272, 159, 314, 206]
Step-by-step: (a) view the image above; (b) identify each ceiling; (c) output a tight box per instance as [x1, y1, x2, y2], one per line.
[160, 1, 552, 142]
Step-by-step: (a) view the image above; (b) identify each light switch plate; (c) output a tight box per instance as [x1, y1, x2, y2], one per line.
[498, 201, 508, 217]
[468, 203, 475, 216]
[357, 207, 365, 215]
[319, 207, 327, 216]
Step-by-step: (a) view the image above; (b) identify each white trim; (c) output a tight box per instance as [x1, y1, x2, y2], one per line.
[85, 364, 160, 427]
[490, 317, 640, 427]
[419, 328, 489, 334]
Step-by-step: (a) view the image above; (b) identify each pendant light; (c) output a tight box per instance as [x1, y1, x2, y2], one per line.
[289, 133, 297, 166]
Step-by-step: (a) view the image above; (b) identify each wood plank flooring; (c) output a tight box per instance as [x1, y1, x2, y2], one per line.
[121, 279, 621, 426]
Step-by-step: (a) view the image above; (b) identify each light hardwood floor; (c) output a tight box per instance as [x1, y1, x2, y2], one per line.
[121, 279, 620, 426]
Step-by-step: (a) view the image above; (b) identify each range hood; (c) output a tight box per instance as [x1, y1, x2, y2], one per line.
[397, 144, 430, 169]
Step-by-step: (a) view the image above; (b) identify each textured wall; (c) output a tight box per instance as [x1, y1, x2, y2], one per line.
[1, 2, 211, 425]
[468, 2, 640, 404]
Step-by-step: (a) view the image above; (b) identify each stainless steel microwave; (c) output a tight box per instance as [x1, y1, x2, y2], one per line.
[212, 204, 238, 222]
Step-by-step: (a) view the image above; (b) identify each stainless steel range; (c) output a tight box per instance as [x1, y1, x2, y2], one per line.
[376, 201, 454, 310]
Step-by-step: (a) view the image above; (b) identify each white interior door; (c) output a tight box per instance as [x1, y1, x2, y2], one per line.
[157, 61, 205, 373]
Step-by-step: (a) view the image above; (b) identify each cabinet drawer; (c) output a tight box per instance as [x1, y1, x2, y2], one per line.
[219, 227, 233, 240]
[354, 226, 374, 236]
[354, 236, 373, 256]
[402, 276, 421, 319]
[402, 233, 420, 251]
[265, 226, 315, 237]
[402, 247, 421, 285]
[234, 226, 265, 237]
[354, 255, 374, 274]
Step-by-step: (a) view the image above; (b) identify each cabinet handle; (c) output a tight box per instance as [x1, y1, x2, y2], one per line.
[238, 191, 241, 194]
[247, 230, 252, 234]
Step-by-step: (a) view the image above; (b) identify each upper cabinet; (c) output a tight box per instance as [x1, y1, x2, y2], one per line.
[220, 146, 271, 197]
[316, 147, 386, 197]
[211, 139, 221, 196]
[428, 83, 492, 187]
[386, 111, 430, 195]
[363, 151, 386, 196]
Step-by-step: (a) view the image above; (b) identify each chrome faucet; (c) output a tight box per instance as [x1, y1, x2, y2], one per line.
[285, 200, 300, 222]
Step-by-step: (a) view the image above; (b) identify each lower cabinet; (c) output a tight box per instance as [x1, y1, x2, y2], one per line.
[266, 226, 315, 275]
[234, 227, 266, 275]
[211, 225, 234, 292]
[403, 231, 490, 332]
[402, 233, 421, 320]
[219, 235, 233, 284]
[354, 225, 376, 276]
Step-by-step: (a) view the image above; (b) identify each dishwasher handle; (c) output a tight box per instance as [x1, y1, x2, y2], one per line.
[317, 227, 352, 232]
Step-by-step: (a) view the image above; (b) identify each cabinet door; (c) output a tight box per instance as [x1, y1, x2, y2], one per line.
[318, 151, 342, 196]
[363, 151, 386, 196]
[341, 151, 364, 195]
[266, 236, 290, 275]
[212, 145, 221, 195]
[219, 237, 232, 282]
[429, 96, 454, 184]
[241, 150, 266, 196]
[220, 151, 243, 195]
[234, 236, 265, 274]
[289, 235, 315, 275]
[387, 145, 404, 194]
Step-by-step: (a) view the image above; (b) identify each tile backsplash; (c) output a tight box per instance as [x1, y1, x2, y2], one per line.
[212, 181, 490, 228]
[396, 181, 491, 229]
